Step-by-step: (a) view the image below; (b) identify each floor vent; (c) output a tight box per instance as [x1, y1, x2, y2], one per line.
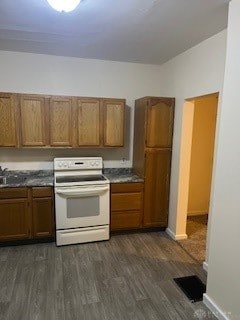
[173, 275, 206, 302]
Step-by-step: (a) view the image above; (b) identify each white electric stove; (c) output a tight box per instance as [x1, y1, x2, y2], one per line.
[54, 157, 110, 246]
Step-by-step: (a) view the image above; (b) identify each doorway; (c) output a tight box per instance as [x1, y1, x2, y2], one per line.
[177, 93, 218, 263]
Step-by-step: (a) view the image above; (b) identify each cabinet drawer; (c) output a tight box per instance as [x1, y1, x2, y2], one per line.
[111, 192, 142, 211]
[32, 187, 53, 198]
[111, 182, 143, 193]
[111, 211, 142, 230]
[0, 188, 28, 199]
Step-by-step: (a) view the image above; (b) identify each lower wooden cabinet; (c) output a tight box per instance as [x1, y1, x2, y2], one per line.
[0, 187, 54, 243]
[32, 187, 54, 239]
[0, 188, 30, 241]
[110, 183, 143, 231]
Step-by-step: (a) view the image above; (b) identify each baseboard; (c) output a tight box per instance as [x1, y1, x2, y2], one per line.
[166, 228, 188, 240]
[203, 294, 230, 320]
[187, 211, 208, 216]
[111, 227, 166, 235]
[203, 261, 208, 272]
[0, 237, 55, 247]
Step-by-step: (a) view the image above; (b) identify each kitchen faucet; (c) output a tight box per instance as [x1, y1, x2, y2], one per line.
[0, 166, 8, 174]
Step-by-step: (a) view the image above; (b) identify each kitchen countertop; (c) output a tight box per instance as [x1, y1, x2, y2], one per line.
[103, 168, 144, 183]
[0, 168, 143, 188]
[0, 170, 54, 188]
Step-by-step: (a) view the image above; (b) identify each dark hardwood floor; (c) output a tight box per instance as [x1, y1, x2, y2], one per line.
[0, 232, 215, 320]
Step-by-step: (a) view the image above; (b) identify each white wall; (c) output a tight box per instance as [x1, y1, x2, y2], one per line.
[204, 1, 240, 318]
[0, 51, 163, 169]
[160, 30, 227, 241]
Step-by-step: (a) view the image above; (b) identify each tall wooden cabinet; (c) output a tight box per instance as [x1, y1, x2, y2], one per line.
[133, 97, 175, 228]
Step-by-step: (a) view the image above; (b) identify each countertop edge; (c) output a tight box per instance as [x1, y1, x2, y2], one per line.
[0, 170, 144, 188]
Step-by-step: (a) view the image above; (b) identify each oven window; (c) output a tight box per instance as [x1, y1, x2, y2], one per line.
[67, 196, 100, 218]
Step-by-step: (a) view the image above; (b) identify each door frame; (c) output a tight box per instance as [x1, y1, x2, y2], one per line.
[168, 92, 219, 266]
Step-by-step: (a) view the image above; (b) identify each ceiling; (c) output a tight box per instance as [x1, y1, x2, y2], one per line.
[0, 0, 230, 65]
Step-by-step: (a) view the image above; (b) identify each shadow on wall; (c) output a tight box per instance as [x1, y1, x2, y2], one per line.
[0, 104, 132, 165]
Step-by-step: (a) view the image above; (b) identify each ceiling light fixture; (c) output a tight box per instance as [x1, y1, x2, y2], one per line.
[47, 0, 81, 13]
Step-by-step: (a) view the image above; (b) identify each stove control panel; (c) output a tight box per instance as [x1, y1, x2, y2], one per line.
[54, 157, 103, 170]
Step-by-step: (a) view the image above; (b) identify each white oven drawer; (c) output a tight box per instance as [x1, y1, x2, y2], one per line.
[56, 225, 109, 246]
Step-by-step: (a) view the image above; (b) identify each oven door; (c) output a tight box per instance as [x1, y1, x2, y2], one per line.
[55, 184, 110, 230]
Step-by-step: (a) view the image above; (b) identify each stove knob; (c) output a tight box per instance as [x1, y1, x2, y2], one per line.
[63, 162, 68, 167]
[90, 161, 95, 166]
[59, 162, 62, 168]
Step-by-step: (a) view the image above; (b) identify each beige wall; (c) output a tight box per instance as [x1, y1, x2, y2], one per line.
[187, 95, 218, 215]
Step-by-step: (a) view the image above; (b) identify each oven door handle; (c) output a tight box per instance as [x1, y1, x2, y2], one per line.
[55, 186, 109, 198]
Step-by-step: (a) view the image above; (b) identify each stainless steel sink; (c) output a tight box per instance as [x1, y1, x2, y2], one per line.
[0, 175, 28, 185]
[0, 176, 6, 184]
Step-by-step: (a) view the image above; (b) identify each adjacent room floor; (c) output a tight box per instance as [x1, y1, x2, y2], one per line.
[0, 232, 215, 320]
[178, 215, 208, 263]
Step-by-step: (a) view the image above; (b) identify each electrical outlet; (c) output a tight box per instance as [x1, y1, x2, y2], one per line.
[121, 157, 126, 166]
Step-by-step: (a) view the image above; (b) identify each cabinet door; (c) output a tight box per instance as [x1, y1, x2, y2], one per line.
[32, 197, 54, 238]
[103, 99, 125, 147]
[50, 97, 73, 146]
[143, 150, 171, 227]
[146, 100, 174, 148]
[0, 199, 30, 241]
[0, 93, 18, 147]
[76, 99, 101, 146]
[20, 95, 48, 146]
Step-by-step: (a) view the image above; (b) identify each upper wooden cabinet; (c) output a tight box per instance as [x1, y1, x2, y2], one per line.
[76, 98, 101, 146]
[103, 99, 125, 147]
[0, 92, 125, 148]
[49, 96, 74, 147]
[146, 99, 174, 148]
[20, 95, 48, 146]
[0, 93, 18, 147]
